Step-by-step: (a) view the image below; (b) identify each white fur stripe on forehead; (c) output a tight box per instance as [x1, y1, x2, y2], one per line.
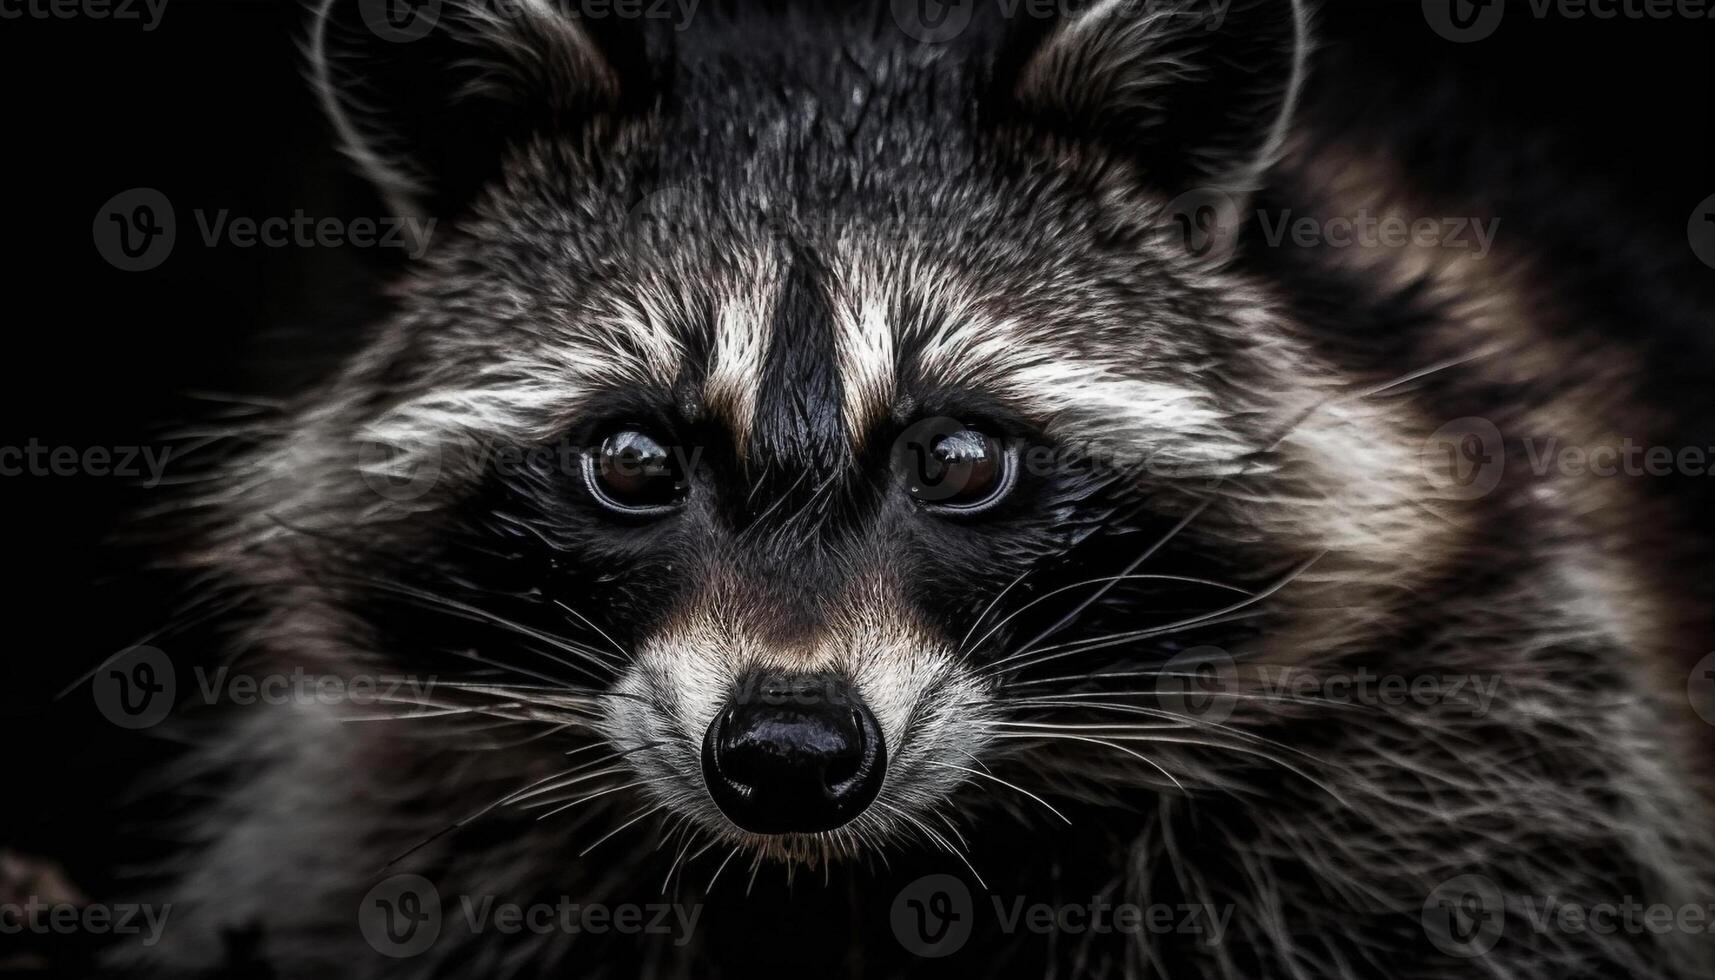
[705, 257, 779, 450]
[831, 282, 896, 448]
[910, 302, 1252, 471]
[355, 291, 684, 479]
[822, 260, 1249, 467]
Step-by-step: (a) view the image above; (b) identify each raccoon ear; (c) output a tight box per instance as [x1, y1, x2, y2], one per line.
[308, 0, 647, 221]
[1004, 0, 1309, 197]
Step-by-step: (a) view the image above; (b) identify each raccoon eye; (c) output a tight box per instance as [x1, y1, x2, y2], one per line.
[582, 429, 687, 516]
[899, 425, 1017, 514]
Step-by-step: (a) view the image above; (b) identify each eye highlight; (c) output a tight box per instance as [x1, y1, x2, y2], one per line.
[895, 419, 1018, 514]
[583, 429, 688, 516]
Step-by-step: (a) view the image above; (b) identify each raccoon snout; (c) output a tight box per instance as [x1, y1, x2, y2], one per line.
[700, 671, 887, 835]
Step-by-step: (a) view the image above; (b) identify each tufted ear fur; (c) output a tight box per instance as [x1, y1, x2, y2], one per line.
[1003, 0, 1309, 199]
[308, 0, 650, 223]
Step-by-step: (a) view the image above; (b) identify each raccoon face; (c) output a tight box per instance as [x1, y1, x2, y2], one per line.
[260, 0, 1446, 861]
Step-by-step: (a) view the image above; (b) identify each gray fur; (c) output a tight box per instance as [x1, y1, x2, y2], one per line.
[115, 1, 1715, 978]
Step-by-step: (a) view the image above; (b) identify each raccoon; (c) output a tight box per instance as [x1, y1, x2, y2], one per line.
[111, 0, 1715, 977]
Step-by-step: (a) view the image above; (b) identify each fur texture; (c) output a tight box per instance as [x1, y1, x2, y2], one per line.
[110, 1, 1715, 977]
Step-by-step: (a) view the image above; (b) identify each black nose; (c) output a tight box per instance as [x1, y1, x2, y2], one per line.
[701, 671, 886, 834]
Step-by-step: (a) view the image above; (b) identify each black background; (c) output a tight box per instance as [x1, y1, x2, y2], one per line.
[1, 0, 1711, 901]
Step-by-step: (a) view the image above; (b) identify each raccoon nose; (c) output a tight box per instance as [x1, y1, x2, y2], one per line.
[701, 671, 886, 834]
